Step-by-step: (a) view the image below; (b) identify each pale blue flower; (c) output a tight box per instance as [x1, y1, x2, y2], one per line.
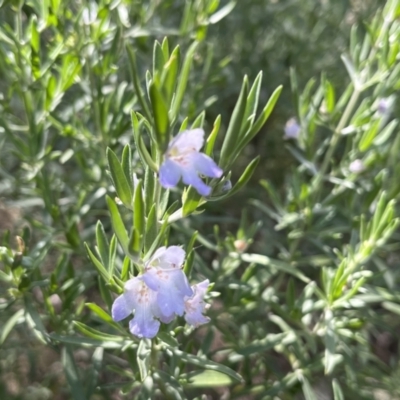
[111, 246, 211, 339]
[143, 246, 193, 322]
[111, 277, 161, 339]
[159, 129, 223, 196]
[184, 279, 210, 327]
[222, 180, 232, 192]
[284, 118, 300, 140]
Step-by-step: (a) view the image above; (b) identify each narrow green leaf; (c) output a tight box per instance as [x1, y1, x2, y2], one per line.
[183, 249, 195, 277]
[161, 37, 169, 60]
[191, 110, 205, 129]
[145, 204, 158, 254]
[374, 200, 396, 239]
[74, 321, 124, 342]
[153, 40, 165, 77]
[236, 85, 282, 157]
[106, 196, 129, 254]
[159, 188, 171, 218]
[95, 221, 109, 268]
[0, 309, 24, 345]
[131, 112, 158, 172]
[50, 333, 133, 349]
[371, 191, 387, 235]
[219, 76, 249, 169]
[149, 82, 170, 151]
[242, 71, 262, 130]
[62, 346, 86, 400]
[144, 167, 156, 216]
[324, 310, 338, 374]
[323, 79, 336, 113]
[99, 276, 115, 310]
[182, 186, 204, 217]
[208, 1, 236, 24]
[86, 303, 113, 323]
[133, 180, 145, 252]
[359, 119, 381, 151]
[167, 347, 243, 383]
[170, 41, 199, 124]
[30, 16, 41, 79]
[85, 243, 110, 282]
[162, 45, 180, 105]
[180, 370, 234, 387]
[179, 117, 189, 132]
[373, 119, 397, 146]
[301, 376, 317, 400]
[332, 379, 344, 400]
[163, 200, 180, 221]
[341, 54, 359, 87]
[107, 148, 133, 207]
[157, 332, 179, 347]
[108, 235, 117, 275]
[137, 339, 152, 381]
[45, 75, 57, 111]
[382, 301, 400, 315]
[122, 144, 133, 193]
[126, 45, 152, 120]
[24, 296, 49, 344]
[205, 114, 221, 156]
[286, 278, 295, 310]
[121, 256, 131, 281]
[85, 347, 104, 399]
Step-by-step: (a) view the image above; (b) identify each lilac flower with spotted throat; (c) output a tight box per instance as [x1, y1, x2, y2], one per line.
[142, 246, 193, 322]
[159, 129, 223, 196]
[111, 246, 196, 339]
[111, 276, 161, 339]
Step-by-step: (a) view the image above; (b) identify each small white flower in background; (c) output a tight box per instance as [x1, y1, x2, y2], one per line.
[377, 98, 391, 115]
[349, 159, 365, 173]
[284, 118, 301, 140]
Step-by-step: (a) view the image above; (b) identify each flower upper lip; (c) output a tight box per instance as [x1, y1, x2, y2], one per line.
[159, 128, 223, 196]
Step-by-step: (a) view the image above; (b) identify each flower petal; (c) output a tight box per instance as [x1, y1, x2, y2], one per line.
[141, 267, 164, 292]
[184, 279, 211, 327]
[169, 129, 204, 153]
[129, 311, 160, 339]
[156, 288, 186, 319]
[159, 159, 182, 189]
[111, 294, 132, 321]
[156, 246, 186, 269]
[191, 153, 223, 178]
[169, 269, 193, 297]
[181, 168, 212, 196]
[142, 259, 192, 320]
